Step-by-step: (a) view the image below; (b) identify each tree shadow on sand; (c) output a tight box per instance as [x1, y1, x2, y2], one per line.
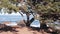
[0, 24, 18, 33]
[28, 26, 59, 34]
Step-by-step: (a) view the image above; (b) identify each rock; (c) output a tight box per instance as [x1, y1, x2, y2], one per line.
[17, 20, 26, 27]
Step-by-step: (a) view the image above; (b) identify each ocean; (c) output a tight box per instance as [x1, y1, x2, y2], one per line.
[0, 13, 33, 23]
[0, 15, 23, 23]
[0, 14, 40, 27]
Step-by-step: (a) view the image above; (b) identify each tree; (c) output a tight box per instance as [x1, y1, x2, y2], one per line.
[27, 0, 60, 26]
[0, 0, 19, 13]
[34, 1, 60, 19]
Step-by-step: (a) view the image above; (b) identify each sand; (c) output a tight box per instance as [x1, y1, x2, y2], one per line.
[0, 27, 51, 34]
[0, 21, 51, 34]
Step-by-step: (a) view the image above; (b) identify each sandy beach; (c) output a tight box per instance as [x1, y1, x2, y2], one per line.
[0, 26, 51, 34]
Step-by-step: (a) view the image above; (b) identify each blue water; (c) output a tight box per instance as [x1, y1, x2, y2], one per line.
[0, 15, 23, 23]
[0, 14, 40, 27]
[0, 14, 34, 23]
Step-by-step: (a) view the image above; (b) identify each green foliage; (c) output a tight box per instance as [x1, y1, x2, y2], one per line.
[0, 0, 9, 7]
[35, 1, 60, 14]
[0, 0, 19, 12]
[7, 4, 19, 12]
[9, 0, 17, 3]
[28, 0, 60, 20]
